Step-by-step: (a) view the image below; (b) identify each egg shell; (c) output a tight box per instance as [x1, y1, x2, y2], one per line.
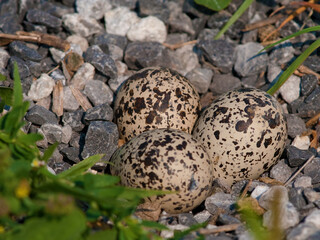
[110, 128, 213, 213]
[193, 88, 287, 186]
[114, 67, 201, 141]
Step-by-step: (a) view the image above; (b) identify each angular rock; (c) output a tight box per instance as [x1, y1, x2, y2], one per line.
[61, 124, 73, 144]
[303, 55, 320, 73]
[8, 56, 31, 80]
[294, 176, 313, 189]
[26, 9, 62, 29]
[301, 74, 318, 96]
[194, 210, 211, 223]
[304, 189, 320, 203]
[50, 69, 66, 85]
[63, 86, 80, 111]
[127, 16, 167, 43]
[289, 188, 308, 209]
[217, 214, 241, 225]
[83, 80, 114, 106]
[285, 114, 307, 138]
[198, 39, 235, 73]
[25, 105, 58, 125]
[66, 35, 89, 52]
[62, 110, 85, 132]
[70, 63, 95, 90]
[304, 158, 320, 184]
[47, 149, 71, 174]
[40, 123, 63, 144]
[0, 14, 23, 34]
[269, 41, 295, 65]
[186, 67, 213, 94]
[167, 2, 195, 35]
[209, 74, 241, 95]
[84, 45, 117, 79]
[291, 135, 310, 150]
[28, 74, 55, 101]
[269, 160, 293, 183]
[81, 121, 119, 166]
[124, 41, 170, 70]
[287, 145, 315, 167]
[83, 103, 113, 124]
[91, 33, 128, 51]
[305, 209, 320, 228]
[62, 13, 103, 37]
[279, 74, 300, 104]
[234, 42, 268, 77]
[60, 146, 81, 164]
[205, 192, 237, 214]
[171, 44, 199, 76]
[0, 48, 10, 69]
[178, 213, 198, 226]
[9, 41, 43, 62]
[139, 0, 170, 22]
[287, 222, 319, 240]
[104, 7, 139, 36]
[76, 0, 112, 20]
[251, 185, 270, 200]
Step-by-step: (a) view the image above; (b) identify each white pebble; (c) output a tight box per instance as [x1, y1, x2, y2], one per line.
[292, 135, 310, 150]
[279, 74, 300, 104]
[28, 74, 55, 101]
[251, 185, 270, 200]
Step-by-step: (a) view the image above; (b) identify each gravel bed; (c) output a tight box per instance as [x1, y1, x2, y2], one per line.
[1, 0, 320, 239]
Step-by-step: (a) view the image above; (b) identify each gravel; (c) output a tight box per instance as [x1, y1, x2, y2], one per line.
[1, 0, 320, 238]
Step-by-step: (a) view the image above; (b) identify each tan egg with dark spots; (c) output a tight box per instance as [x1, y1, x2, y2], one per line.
[193, 88, 287, 186]
[110, 128, 214, 213]
[114, 67, 201, 141]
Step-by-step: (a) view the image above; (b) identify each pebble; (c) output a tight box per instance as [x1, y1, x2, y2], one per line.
[35, 128, 48, 149]
[127, 16, 167, 43]
[91, 33, 128, 51]
[26, 9, 62, 29]
[83, 80, 114, 106]
[63, 86, 80, 111]
[287, 222, 319, 240]
[287, 145, 314, 167]
[83, 103, 113, 124]
[61, 124, 73, 144]
[279, 74, 301, 104]
[198, 39, 235, 73]
[9, 41, 43, 62]
[0, 48, 10, 69]
[62, 110, 85, 132]
[160, 224, 189, 239]
[84, 45, 117, 79]
[48, 149, 70, 174]
[305, 209, 320, 228]
[193, 210, 212, 223]
[291, 135, 311, 150]
[81, 121, 119, 166]
[209, 74, 241, 95]
[25, 105, 58, 125]
[50, 70, 66, 85]
[104, 7, 140, 36]
[49, 47, 65, 63]
[300, 74, 318, 96]
[269, 41, 295, 65]
[303, 158, 320, 184]
[8, 56, 31, 80]
[251, 185, 270, 200]
[40, 123, 63, 144]
[139, 0, 170, 22]
[167, 2, 194, 35]
[70, 63, 95, 90]
[217, 214, 241, 225]
[285, 114, 307, 138]
[178, 213, 198, 226]
[303, 189, 320, 203]
[62, 13, 103, 37]
[269, 160, 293, 183]
[28, 74, 55, 101]
[305, 86, 320, 105]
[205, 192, 237, 214]
[289, 188, 308, 209]
[303, 55, 320, 73]
[294, 176, 313, 189]
[234, 42, 268, 77]
[185, 67, 213, 94]
[66, 35, 89, 53]
[60, 146, 81, 164]
[173, 44, 200, 76]
[75, 0, 112, 20]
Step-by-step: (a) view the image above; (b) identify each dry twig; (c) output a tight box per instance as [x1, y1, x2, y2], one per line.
[242, 14, 285, 32]
[306, 112, 320, 127]
[52, 80, 64, 117]
[69, 86, 92, 111]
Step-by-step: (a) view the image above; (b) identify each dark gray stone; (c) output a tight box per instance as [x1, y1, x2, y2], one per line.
[297, 101, 320, 118]
[304, 158, 320, 184]
[165, 33, 189, 45]
[217, 214, 241, 225]
[0, 0, 18, 16]
[84, 45, 117, 79]
[303, 55, 320, 73]
[124, 41, 171, 70]
[9, 41, 43, 62]
[269, 41, 295, 65]
[60, 147, 81, 164]
[83, 103, 113, 124]
[285, 114, 307, 138]
[47, 149, 71, 174]
[139, 0, 170, 23]
[289, 188, 308, 210]
[309, 231, 320, 240]
[40, 123, 63, 144]
[198, 39, 235, 73]
[91, 33, 128, 51]
[182, 0, 214, 18]
[0, 14, 23, 34]
[305, 86, 320, 104]
[40, 1, 74, 18]
[26, 60, 42, 78]
[167, 2, 194, 35]
[209, 74, 241, 95]
[25, 105, 58, 125]
[205, 192, 237, 214]
[26, 9, 62, 29]
[8, 56, 30, 79]
[62, 110, 85, 132]
[269, 159, 293, 183]
[301, 74, 318, 96]
[287, 145, 314, 167]
[69, 131, 81, 148]
[81, 121, 119, 166]
[178, 213, 198, 226]
[288, 97, 304, 114]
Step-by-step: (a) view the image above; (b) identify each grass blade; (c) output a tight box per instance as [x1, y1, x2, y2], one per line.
[214, 0, 255, 40]
[195, 0, 232, 11]
[13, 62, 23, 107]
[267, 38, 320, 95]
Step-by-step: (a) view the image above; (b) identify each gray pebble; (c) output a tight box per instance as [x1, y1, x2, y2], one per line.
[26, 9, 62, 29]
[286, 222, 318, 240]
[285, 114, 307, 138]
[25, 105, 58, 125]
[287, 145, 315, 167]
[178, 213, 198, 226]
[205, 192, 237, 214]
[289, 188, 308, 210]
[294, 176, 313, 189]
[62, 110, 85, 132]
[60, 146, 81, 164]
[209, 74, 241, 95]
[269, 159, 293, 183]
[9, 41, 43, 62]
[186, 67, 213, 94]
[40, 123, 63, 144]
[303, 188, 320, 203]
[83, 103, 113, 124]
[304, 158, 320, 184]
[83, 80, 114, 106]
[76, 0, 112, 20]
[301, 74, 318, 96]
[259, 185, 289, 210]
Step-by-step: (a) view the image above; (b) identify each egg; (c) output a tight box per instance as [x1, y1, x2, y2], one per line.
[110, 128, 214, 213]
[114, 67, 201, 141]
[193, 88, 287, 186]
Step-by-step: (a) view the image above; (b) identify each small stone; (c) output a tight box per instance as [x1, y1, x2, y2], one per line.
[217, 214, 241, 225]
[62, 13, 103, 37]
[49, 47, 65, 64]
[286, 222, 318, 240]
[28, 74, 55, 101]
[186, 67, 213, 94]
[104, 7, 140, 36]
[287, 145, 314, 167]
[63, 86, 80, 111]
[305, 209, 320, 228]
[165, 33, 189, 45]
[83, 80, 114, 106]
[61, 125, 73, 144]
[263, 202, 299, 230]
[107, 44, 123, 61]
[40, 123, 63, 144]
[26, 9, 62, 29]
[251, 185, 270, 200]
[205, 192, 237, 214]
[127, 16, 167, 43]
[70, 63, 95, 90]
[209, 74, 241, 95]
[234, 42, 268, 77]
[60, 147, 81, 164]
[303, 55, 320, 73]
[167, 2, 195, 35]
[109, 75, 129, 92]
[160, 224, 189, 239]
[83, 103, 113, 124]
[198, 39, 235, 73]
[178, 213, 198, 226]
[8, 56, 31, 80]
[259, 185, 289, 210]
[9, 41, 43, 62]
[69, 132, 81, 148]
[269, 41, 295, 65]
[66, 35, 89, 53]
[36, 96, 51, 110]
[285, 114, 307, 138]
[0, 14, 22, 34]
[62, 110, 85, 132]
[291, 135, 310, 150]
[139, 0, 170, 22]
[76, 0, 112, 20]
[279, 75, 301, 104]
[171, 44, 199, 76]
[194, 210, 211, 223]
[36, 128, 48, 149]
[304, 158, 320, 184]
[91, 33, 128, 51]
[301, 74, 318, 96]
[303, 189, 320, 203]
[25, 105, 58, 125]
[81, 121, 119, 166]
[0, 48, 10, 69]
[47, 149, 70, 174]
[305, 86, 320, 104]
[294, 176, 313, 189]
[124, 41, 170, 70]
[84, 45, 117, 79]
[289, 188, 308, 209]
[269, 159, 293, 183]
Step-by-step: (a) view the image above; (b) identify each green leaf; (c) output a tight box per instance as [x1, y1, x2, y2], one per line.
[214, 0, 255, 39]
[57, 154, 103, 179]
[41, 142, 59, 162]
[195, 0, 232, 11]
[140, 220, 168, 230]
[0, 87, 13, 108]
[86, 229, 117, 240]
[77, 173, 120, 189]
[12, 62, 23, 108]
[267, 38, 320, 95]
[17, 133, 43, 145]
[0, 73, 6, 81]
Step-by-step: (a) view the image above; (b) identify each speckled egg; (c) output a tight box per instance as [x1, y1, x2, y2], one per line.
[109, 128, 213, 213]
[114, 67, 201, 141]
[193, 88, 287, 186]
